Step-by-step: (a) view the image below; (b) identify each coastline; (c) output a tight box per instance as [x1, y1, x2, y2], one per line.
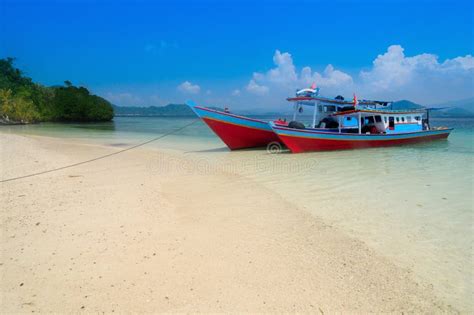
[0, 133, 457, 312]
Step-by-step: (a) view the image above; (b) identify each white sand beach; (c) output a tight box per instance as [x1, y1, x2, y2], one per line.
[0, 133, 460, 312]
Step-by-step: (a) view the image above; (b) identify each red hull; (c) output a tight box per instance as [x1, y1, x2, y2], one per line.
[203, 118, 280, 150]
[279, 132, 450, 153]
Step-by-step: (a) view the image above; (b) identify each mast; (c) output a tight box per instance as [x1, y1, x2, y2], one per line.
[426, 109, 430, 130]
[358, 112, 362, 134]
[312, 100, 318, 128]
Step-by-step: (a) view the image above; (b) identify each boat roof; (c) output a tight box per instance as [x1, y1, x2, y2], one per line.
[331, 108, 426, 116]
[287, 96, 394, 106]
[287, 96, 354, 104]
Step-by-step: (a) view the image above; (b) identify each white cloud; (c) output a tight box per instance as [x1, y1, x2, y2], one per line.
[267, 50, 298, 84]
[231, 89, 241, 96]
[177, 81, 201, 94]
[442, 55, 474, 71]
[359, 45, 474, 103]
[360, 45, 437, 89]
[246, 79, 269, 95]
[242, 46, 473, 105]
[245, 50, 353, 98]
[301, 64, 353, 88]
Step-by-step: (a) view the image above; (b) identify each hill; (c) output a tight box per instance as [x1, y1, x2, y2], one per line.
[390, 100, 424, 110]
[427, 97, 474, 118]
[391, 99, 474, 118]
[0, 58, 113, 123]
[430, 97, 474, 114]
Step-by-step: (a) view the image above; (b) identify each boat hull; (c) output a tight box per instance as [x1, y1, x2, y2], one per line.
[192, 106, 280, 150]
[270, 125, 453, 153]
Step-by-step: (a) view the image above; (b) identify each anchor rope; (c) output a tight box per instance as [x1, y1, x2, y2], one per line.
[0, 119, 200, 184]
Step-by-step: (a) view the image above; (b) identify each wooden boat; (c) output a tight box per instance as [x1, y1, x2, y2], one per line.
[187, 101, 281, 150]
[270, 108, 453, 153]
[189, 86, 453, 152]
[187, 85, 344, 150]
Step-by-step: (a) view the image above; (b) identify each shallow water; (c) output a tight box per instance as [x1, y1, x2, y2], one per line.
[1, 116, 473, 311]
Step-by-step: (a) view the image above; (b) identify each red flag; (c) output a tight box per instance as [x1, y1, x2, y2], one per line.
[353, 93, 357, 107]
[310, 82, 316, 90]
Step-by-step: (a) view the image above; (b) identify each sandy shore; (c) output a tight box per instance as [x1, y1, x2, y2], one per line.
[0, 133, 455, 313]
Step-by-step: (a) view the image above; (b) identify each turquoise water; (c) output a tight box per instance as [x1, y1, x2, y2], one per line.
[1, 116, 473, 311]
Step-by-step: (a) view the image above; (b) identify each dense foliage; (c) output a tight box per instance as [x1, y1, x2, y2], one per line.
[0, 58, 113, 123]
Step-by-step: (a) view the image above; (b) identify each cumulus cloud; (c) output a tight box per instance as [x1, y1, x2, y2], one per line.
[177, 81, 201, 94]
[359, 45, 474, 102]
[243, 46, 473, 105]
[246, 79, 269, 95]
[301, 64, 353, 88]
[245, 50, 353, 97]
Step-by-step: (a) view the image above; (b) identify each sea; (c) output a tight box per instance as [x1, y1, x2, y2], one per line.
[2, 116, 473, 311]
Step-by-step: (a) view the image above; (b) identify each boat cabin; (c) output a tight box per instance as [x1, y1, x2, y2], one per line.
[286, 88, 428, 134]
[332, 109, 426, 134]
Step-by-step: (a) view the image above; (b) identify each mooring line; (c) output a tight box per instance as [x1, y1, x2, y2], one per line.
[0, 119, 200, 183]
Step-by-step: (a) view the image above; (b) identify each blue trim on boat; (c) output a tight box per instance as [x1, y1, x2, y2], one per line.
[270, 123, 453, 141]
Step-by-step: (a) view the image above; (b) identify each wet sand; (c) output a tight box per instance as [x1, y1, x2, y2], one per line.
[0, 133, 456, 312]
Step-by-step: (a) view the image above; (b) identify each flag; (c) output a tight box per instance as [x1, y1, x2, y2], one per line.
[310, 82, 316, 90]
[353, 93, 358, 107]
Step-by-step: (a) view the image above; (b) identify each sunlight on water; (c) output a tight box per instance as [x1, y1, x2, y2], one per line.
[2, 116, 473, 311]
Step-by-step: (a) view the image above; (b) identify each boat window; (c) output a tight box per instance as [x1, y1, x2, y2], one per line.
[415, 116, 421, 121]
[346, 117, 352, 121]
[325, 105, 336, 112]
[396, 117, 400, 122]
[384, 116, 387, 123]
[401, 117, 405, 122]
[318, 105, 323, 112]
[407, 116, 412, 122]
[364, 116, 375, 124]
[389, 116, 395, 128]
[375, 115, 382, 123]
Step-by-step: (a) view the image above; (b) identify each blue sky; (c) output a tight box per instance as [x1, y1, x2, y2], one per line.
[1, 0, 473, 110]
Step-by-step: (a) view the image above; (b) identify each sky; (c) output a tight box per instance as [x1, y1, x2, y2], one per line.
[1, 0, 473, 111]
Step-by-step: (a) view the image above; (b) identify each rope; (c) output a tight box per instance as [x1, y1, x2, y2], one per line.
[1, 119, 200, 184]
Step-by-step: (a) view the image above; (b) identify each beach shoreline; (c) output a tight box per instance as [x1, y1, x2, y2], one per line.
[0, 133, 458, 312]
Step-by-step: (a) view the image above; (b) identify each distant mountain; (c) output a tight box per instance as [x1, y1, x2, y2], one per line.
[113, 104, 194, 116]
[430, 97, 474, 113]
[390, 99, 474, 118]
[391, 100, 424, 110]
[426, 97, 474, 118]
[112, 99, 474, 118]
[431, 97, 474, 115]
[430, 107, 474, 118]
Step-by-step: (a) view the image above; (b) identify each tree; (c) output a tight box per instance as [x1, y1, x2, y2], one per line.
[0, 58, 114, 123]
[0, 89, 40, 123]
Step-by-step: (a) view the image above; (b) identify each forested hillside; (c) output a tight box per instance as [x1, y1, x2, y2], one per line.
[0, 58, 113, 123]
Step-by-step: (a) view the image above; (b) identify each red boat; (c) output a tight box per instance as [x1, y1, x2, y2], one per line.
[270, 108, 453, 153]
[187, 101, 281, 150]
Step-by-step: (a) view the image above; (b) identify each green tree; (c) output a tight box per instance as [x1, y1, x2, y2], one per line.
[0, 89, 40, 123]
[0, 58, 113, 123]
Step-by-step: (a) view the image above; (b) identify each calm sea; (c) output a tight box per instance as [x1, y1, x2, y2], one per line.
[2, 116, 473, 311]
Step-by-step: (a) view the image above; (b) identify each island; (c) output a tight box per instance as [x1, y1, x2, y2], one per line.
[0, 58, 113, 124]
